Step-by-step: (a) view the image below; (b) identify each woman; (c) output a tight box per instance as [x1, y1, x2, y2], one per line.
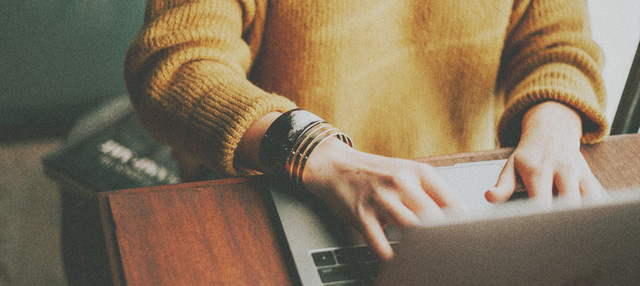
[125, 0, 608, 260]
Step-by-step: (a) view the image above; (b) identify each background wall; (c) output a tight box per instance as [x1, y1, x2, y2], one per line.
[588, 0, 640, 124]
[0, 1, 146, 140]
[0, 1, 147, 285]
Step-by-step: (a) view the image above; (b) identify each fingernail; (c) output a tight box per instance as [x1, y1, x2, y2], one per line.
[484, 189, 496, 202]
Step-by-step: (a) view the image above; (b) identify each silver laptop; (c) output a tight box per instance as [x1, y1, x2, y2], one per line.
[377, 189, 640, 286]
[268, 159, 636, 285]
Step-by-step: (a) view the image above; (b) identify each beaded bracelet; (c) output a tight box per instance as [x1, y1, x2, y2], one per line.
[259, 109, 353, 184]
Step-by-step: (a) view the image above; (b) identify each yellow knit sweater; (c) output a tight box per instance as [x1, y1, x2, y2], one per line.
[125, 0, 608, 177]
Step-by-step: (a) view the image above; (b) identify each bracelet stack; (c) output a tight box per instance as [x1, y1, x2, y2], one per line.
[259, 109, 353, 184]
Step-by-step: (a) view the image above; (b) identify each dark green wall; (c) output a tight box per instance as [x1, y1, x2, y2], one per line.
[1, 1, 146, 140]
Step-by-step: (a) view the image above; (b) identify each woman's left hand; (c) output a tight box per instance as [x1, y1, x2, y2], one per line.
[485, 101, 605, 207]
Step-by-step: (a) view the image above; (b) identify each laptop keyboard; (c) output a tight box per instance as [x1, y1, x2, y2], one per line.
[310, 244, 397, 285]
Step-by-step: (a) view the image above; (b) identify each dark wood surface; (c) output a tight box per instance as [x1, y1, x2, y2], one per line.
[90, 177, 294, 285]
[79, 134, 640, 285]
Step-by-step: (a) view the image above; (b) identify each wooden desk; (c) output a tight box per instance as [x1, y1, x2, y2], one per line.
[73, 134, 640, 285]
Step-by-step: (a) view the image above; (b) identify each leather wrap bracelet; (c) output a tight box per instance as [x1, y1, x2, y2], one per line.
[259, 109, 353, 184]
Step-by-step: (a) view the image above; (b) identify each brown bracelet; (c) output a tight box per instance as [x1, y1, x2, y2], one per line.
[287, 123, 352, 184]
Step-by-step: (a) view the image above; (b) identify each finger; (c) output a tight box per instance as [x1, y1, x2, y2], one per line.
[553, 167, 581, 207]
[371, 191, 421, 227]
[522, 167, 554, 207]
[579, 170, 605, 203]
[415, 165, 467, 213]
[386, 167, 450, 223]
[399, 184, 447, 223]
[402, 177, 445, 223]
[485, 157, 517, 203]
[359, 209, 394, 261]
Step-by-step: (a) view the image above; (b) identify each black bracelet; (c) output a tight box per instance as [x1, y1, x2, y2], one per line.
[259, 109, 323, 175]
[259, 109, 353, 182]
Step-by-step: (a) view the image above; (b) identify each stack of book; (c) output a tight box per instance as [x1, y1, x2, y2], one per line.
[42, 95, 181, 199]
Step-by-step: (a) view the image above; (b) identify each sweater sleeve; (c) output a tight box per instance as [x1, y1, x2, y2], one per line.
[496, 0, 609, 147]
[124, 0, 297, 177]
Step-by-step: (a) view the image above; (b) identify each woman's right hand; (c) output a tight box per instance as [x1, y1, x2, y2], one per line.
[302, 138, 467, 261]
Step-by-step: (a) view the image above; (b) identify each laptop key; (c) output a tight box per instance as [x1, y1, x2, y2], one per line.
[334, 248, 357, 265]
[312, 251, 337, 266]
[334, 246, 375, 265]
[313, 245, 390, 284]
[358, 247, 376, 262]
[317, 265, 361, 283]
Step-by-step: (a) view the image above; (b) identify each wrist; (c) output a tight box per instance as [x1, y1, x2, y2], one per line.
[236, 112, 282, 171]
[258, 109, 353, 184]
[301, 137, 356, 184]
[521, 101, 582, 143]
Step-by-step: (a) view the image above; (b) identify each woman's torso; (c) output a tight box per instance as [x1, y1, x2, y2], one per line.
[250, 0, 515, 158]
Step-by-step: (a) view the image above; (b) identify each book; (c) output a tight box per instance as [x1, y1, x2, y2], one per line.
[42, 95, 181, 199]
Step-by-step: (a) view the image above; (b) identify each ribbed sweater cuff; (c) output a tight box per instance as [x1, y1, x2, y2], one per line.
[193, 80, 297, 177]
[498, 63, 609, 146]
[154, 62, 298, 177]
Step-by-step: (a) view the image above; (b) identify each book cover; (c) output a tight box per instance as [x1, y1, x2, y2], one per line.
[42, 95, 180, 199]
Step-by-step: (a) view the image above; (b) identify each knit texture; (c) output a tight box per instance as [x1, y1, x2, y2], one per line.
[125, 0, 608, 177]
